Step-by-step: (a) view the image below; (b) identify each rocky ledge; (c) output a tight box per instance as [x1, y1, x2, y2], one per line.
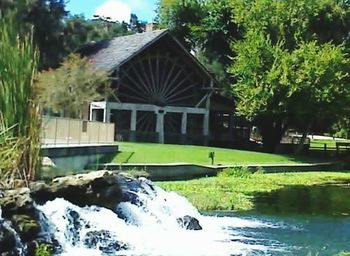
[0, 171, 130, 255]
[0, 170, 202, 255]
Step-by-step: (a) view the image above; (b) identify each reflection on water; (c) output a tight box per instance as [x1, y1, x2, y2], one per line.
[251, 183, 350, 216]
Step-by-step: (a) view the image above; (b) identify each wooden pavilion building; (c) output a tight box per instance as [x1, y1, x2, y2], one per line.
[80, 30, 250, 147]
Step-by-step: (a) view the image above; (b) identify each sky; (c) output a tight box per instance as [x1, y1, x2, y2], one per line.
[65, 0, 158, 23]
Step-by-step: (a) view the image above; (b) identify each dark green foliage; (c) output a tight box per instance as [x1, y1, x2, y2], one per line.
[0, 0, 129, 69]
[63, 15, 129, 55]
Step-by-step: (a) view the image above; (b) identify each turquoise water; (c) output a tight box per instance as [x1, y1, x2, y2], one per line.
[221, 213, 350, 255]
[213, 183, 350, 255]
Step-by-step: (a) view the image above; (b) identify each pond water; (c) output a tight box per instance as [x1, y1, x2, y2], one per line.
[207, 212, 350, 255]
[31, 182, 350, 256]
[225, 182, 350, 255]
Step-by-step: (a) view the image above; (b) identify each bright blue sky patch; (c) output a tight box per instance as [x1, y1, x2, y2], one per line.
[66, 0, 158, 22]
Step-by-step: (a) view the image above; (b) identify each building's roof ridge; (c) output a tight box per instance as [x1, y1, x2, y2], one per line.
[81, 29, 169, 72]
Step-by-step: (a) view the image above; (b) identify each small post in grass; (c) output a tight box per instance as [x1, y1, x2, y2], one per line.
[208, 151, 215, 165]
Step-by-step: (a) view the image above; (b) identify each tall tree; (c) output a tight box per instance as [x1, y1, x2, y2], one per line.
[0, 0, 68, 69]
[0, 0, 131, 69]
[157, 0, 241, 93]
[230, 0, 350, 152]
[63, 15, 129, 54]
[158, 0, 206, 49]
[36, 54, 111, 119]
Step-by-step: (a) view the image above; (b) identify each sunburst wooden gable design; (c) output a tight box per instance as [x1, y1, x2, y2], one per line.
[81, 30, 249, 146]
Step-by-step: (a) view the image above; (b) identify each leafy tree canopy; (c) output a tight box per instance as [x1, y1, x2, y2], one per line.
[36, 54, 111, 118]
[230, 0, 350, 151]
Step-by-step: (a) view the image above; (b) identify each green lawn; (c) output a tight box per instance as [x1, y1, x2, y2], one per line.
[113, 142, 314, 165]
[157, 170, 350, 211]
[310, 139, 350, 148]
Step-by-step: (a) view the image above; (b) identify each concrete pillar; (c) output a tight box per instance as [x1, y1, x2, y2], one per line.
[130, 109, 137, 131]
[130, 109, 137, 141]
[103, 103, 111, 123]
[203, 110, 210, 145]
[156, 110, 165, 144]
[181, 112, 187, 134]
[89, 106, 93, 121]
[229, 113, 235, 142]
[181, 112, 188, 144]
[203, 81, 213, 146]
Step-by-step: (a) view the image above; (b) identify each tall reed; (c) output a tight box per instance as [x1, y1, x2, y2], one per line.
[0, 13, 41, 188]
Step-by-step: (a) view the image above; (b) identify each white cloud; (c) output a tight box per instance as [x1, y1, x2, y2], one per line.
[95, 0, 131, 23]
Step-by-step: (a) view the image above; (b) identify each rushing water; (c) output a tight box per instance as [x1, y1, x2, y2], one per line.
[32, 180, 350, 256]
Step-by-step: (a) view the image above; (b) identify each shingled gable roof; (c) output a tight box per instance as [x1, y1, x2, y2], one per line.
[79, 29, 215, 81]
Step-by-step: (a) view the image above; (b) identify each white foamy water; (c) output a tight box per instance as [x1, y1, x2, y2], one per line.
[36, 181, 284, 256]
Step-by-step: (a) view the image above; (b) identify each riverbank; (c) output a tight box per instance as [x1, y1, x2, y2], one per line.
[157, 170, 350, 212]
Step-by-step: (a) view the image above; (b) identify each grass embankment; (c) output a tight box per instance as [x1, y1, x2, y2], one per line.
[113, 142, 314, 165]
[157, 170, 350, 211]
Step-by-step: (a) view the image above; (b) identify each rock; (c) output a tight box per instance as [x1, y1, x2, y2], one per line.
[0, 188, 34, 217]
[116, 175, 157, 206]
[42, 157, 56, 167]
[11, 215, 41, 242]
[31, 171, 123, 210]
[177, 215, 202, 230]
[83, 230, 127, 253]
[31, 171, 158, 210]
[0, 224, 16, 253]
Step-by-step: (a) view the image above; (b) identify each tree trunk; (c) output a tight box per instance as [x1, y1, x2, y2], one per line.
[256, 116, 287, 153]
[295, 122, 311, 155]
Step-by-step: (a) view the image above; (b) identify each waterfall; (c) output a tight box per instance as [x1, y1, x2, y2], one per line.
[35, 179, 282, 256]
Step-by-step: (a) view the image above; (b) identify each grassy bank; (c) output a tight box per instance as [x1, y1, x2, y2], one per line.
[157, 170, 350, 211]
[113, 142, 316, 165]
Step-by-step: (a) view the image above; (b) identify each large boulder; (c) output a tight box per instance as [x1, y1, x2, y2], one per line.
[11, 214, 41, 242]
[177, 215, 202, 230]
[0, 188, 35, 218]
[31, 171, 123, 210]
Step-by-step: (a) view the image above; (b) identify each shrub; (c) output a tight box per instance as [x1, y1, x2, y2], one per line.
[218, 167, 252, 178]
[35, 244, 52, 256]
